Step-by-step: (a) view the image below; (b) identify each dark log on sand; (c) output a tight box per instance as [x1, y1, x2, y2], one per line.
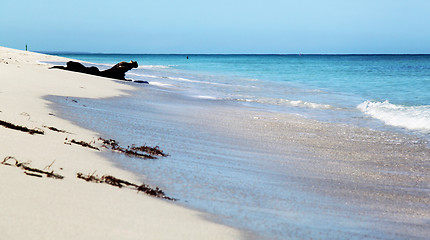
[51, 61, 147, 83]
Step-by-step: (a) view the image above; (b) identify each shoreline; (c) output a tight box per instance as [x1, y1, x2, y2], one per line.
[48, 53, 430, 143]
[0, 46, 242, 239]
[4, 46, 429, 239]
[50, 81, 430, 239]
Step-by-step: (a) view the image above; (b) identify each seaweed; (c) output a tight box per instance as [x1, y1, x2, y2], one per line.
[67, 139, 100, 151]
[136, 184, 175, 201]
[130, 145, 169, 157]
[1, 156, 15, 166]
[99, 137, 167, 159]
[77, 171, 101, 183]
[21, 164, 64, 179]
[43, 125, 70, 134]
[101, 175, 138, 188]
[0, 120, 44, 135]
[99, 138, 120, 149]
[76, 172, 176, 201]
[44, 160, 56, 170]
[123, 149, 156, 159]
[1, 156, 64, 179]
[24, 172, 43, 178]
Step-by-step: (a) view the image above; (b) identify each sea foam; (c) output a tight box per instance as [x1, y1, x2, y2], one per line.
[357, 100, 430, 132]
[137, 65, 171, 69]
[149, 82, 175, 88]
[234, 97, 334, 110]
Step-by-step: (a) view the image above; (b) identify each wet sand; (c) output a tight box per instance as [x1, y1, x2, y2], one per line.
[50, 84, 430, 239]
[0, 46, 241, 240]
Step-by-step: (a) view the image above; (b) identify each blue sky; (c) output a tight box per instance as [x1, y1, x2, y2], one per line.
[1, 0, 430, 53]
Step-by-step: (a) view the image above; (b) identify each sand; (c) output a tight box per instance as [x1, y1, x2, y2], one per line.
[3, 46, 429, 239]
[54, 83, 430, 239]
[0, 46, 241, 240]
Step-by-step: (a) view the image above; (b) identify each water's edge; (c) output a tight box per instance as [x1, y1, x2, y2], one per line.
[46, 83, 430, 239]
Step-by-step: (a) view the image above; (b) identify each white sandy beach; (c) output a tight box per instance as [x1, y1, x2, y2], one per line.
[0, 46, 241, 240]
[2, 46, 430, 239]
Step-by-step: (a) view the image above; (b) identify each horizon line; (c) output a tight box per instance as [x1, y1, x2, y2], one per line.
[39, 51, 430, 56]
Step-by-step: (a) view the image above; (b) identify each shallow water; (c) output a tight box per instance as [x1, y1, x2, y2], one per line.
[48, 84, 430, 239]
[45, 54, 430, 239]
[46, 54, 430, 136]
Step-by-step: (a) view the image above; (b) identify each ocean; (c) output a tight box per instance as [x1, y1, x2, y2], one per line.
[50, 54, 430, 135]
[45, 54, 430, 239]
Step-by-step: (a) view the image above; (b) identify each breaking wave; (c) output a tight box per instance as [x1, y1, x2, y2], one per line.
[357, 100, 430, 132]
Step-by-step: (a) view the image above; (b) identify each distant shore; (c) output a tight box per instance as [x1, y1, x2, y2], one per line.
[0, 46, 241, 240]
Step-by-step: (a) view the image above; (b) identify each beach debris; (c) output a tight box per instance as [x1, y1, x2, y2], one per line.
[136, 184, 175, 200]
[1, 156, 15, 166]
[1, 156, 64, 179]
[66, 138, 100, 151]
[51, 61, 145, 82]
[24, 172, 43, 178]
[76, 171, 101, 183]
[102, 175, 137, 188]
[44, 160, 56, 170]
[99, 137, 168, 159]
[76, 172, 176, 201]
[130, 145, 169, 157]
[43, 125, 71, 134]
[0, 119, 44, 135]
[122, 148, 156, 159]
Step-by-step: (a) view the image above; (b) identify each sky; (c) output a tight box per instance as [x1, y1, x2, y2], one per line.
[1, 0, 430, 54]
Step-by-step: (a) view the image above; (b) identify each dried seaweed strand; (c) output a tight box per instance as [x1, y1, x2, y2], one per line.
[0, 120, 44, 135]
[69, 139, 100, 151]
[99, 137, 167, 159]
[76, 172, 176, 201]
[1, 156, 64, 179]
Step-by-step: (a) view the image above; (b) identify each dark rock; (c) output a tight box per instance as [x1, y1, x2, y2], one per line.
[51, 61, 142, 82]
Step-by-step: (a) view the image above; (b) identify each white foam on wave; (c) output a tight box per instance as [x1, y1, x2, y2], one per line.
[288, 100, 333, 109]
[357, 100, 430, 132]
[127, 73, 200, 83]
[241, 78, 259, 82]
[127, 73, 160, 79]
[149, 81, 175, 88]
[137, 65, 171, 69]
[129, 72, 244, 88]
[193, 95, 219, 100]
[234, 97, 334, 110]
[168, 76, 199, 83]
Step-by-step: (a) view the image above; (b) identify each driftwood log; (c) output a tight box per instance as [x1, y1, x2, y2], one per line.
[51, 61, 147, 83]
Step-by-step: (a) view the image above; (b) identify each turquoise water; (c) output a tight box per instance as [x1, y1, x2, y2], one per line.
[51, 54, 430, 135]
[47, 54, 430, 239]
